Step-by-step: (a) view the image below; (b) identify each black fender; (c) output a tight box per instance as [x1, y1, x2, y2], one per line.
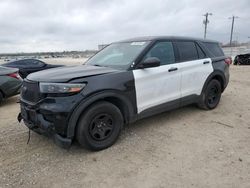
[66, 90, 136, 139]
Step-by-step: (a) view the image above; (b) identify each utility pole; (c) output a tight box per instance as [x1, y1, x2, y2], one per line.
[203, 13, 212, 39]
[229, 16, 239, 47]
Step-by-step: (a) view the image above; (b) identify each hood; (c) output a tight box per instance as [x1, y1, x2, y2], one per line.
[27, 65, 119, 82]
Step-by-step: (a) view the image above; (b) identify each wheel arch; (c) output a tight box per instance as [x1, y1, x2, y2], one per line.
[202, 71, 226, 94]
[66, 91, 136, 139]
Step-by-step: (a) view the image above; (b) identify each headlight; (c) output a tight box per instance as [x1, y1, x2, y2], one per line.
[39, 83, 86, 94]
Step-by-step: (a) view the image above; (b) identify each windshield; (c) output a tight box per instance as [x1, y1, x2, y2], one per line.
[87, 41, 150, 70]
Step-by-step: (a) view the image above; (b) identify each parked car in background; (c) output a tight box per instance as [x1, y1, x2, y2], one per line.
[2, 59, 64, 78]
[234, 53, 250, 65]
[0, 66, 22, 104]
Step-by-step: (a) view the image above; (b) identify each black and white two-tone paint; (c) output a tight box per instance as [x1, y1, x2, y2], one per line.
[18, 36, 230, 150]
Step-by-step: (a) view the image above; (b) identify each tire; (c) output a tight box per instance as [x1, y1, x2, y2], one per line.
[198, 79, 222, 110]
[76, 101, 123, 151]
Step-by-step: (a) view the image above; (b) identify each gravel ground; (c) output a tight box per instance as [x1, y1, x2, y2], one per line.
[0, 63, 250, 188]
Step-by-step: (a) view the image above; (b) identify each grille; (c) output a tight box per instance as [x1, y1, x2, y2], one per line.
[21, 80, 41, 103]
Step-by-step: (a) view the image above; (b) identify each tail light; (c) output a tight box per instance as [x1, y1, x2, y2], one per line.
[7, 72, 22, 80]
[225, 57, 232, 66]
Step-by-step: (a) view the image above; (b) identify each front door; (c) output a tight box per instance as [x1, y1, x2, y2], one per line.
[133, 41, 181, 113]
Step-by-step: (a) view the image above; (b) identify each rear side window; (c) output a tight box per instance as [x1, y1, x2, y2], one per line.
[196, 44, 206, 59]
[144, 41, 175, 65]
[176, 42, 198, 62]
[203, 42, 224, 57]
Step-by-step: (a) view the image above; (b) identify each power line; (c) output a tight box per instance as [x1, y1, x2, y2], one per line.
[203, 12, 212, 39]
[229, 15, 239, 46]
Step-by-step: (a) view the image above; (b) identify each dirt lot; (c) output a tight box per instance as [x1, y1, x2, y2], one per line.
[0, 62, 250, 188]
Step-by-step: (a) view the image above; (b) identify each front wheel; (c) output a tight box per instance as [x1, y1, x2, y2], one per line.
[76, 101, 123, 151]
[198, 79, 222, 110]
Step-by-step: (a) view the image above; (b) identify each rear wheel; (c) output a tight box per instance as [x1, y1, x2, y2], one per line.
[76, 101, 123, 151]
[198, 79, 222, 110]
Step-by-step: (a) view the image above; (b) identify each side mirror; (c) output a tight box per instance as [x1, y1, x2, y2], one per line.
[138, 57, 160, 69]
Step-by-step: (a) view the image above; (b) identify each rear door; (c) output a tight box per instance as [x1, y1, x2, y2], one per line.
[175, 41, 213, 98]
[133, 41, 181, 113]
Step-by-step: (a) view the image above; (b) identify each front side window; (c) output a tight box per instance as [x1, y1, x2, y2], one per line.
[143, 41, 175, 65]
[176, 41, 198, 62]
[87, 41, 150, 70]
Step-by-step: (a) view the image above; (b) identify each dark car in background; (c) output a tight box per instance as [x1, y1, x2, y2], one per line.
[234, 53, 250, 65]
[2, 59, 64, 78]
[0, 66, 22, 104]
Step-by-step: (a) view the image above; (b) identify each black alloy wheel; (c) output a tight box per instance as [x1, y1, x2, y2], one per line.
[89, 113, 114, 141]
[207, 85, 220, 106]
[77, 101, 123, 151]
[198, 79, 222, 110]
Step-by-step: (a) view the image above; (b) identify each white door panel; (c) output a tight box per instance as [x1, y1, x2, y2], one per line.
[133, 64, 181, 113]
[180, 58, 213, 97]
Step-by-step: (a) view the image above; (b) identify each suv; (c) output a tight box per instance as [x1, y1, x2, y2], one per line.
[18, 36, 230, 150]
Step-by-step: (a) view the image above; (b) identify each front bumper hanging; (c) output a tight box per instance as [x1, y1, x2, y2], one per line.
[17, 110, 72, 149]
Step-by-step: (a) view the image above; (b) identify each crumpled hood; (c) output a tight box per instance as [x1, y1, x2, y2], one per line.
[27, 65, 119, 82]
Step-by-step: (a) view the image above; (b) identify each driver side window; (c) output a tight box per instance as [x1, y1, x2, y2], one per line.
[144, 42, 175, 65]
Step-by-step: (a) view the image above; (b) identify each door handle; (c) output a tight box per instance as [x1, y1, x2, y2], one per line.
[168, 67, 178, 72]
[203, 61, 210, 64]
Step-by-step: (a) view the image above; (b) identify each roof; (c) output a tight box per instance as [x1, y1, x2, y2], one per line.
[117, 36, 218, 43]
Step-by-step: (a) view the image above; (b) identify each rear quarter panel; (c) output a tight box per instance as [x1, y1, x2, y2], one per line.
[212, 58, 230, 89]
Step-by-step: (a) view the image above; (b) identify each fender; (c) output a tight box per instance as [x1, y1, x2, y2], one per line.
[66, 90, 136, 138]
[201, 70, 226, 94]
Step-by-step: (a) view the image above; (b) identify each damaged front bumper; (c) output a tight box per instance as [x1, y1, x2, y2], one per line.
[18, 100, 73, 149]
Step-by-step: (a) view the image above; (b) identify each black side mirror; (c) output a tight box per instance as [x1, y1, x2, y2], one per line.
[138, 57, 160, 69]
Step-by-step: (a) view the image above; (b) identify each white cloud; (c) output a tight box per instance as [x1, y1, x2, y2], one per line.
[0, 0, 249, 53]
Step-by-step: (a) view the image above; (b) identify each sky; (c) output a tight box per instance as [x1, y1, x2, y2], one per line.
[0, 0, 249, 53]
